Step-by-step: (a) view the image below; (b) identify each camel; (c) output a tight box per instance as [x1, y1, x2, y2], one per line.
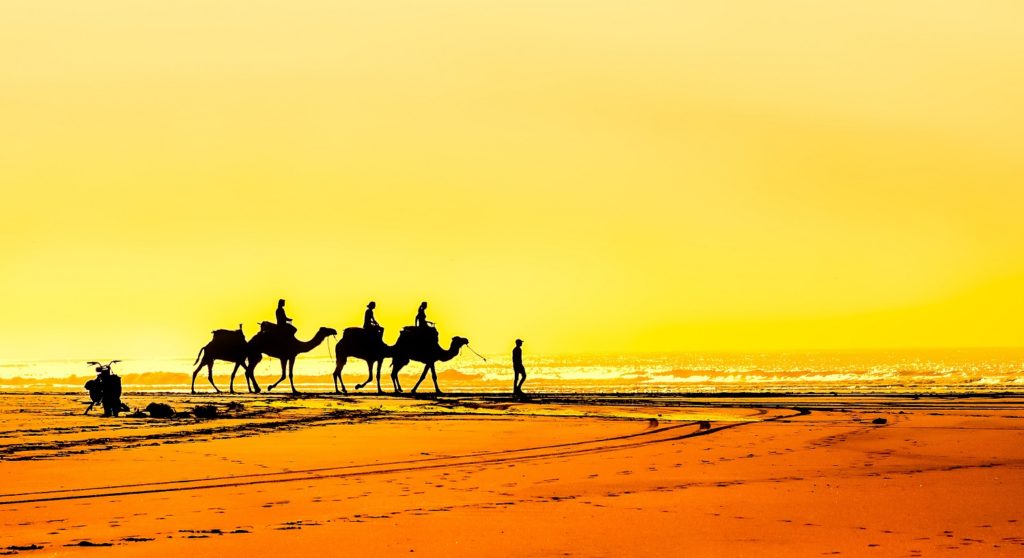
[191, 325, 248, 394]
[390, 326, 470, 394]
[239, 323, 337, 394]
[331, 327, 393, 394]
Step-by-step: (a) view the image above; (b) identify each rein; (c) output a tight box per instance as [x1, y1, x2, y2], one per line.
[326, 334, 336, 360]
[466, 344, 487, 362]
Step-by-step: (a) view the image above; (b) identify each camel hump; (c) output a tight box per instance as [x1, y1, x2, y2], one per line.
[211, 329, 245, 342]
[260, 321, 297, 339]
[398, 325, 439, 346]
[342, 326, 384, 344]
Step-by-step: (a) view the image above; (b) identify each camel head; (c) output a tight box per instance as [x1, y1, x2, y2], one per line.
[451, 336, 470, 351]
[318, 327, 339, 338]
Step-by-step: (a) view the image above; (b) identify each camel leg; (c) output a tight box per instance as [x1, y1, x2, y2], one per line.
[361, 360, 374, 391]
[429, 363, 443, 395]
[333, 357, 348, 394]
[191, 361, 205, 394]
[352, 356, 372, 387]
[245, 354, 263, 393]
[391, 362, 405, 393]
[411, 364, 430, 394]
[268, 359, 287, 392]
[288, 359, 299, 394]
[248, 367, 261, 393]
[235, 364, 247, 391]
[229, 363, 239, 394]
[355, 359, 373, 390]
[375, 360, 384, 394]
[208, 363, 221, 393]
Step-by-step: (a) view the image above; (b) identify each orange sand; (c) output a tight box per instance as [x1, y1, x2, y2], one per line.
[1, 393, 1022, 556]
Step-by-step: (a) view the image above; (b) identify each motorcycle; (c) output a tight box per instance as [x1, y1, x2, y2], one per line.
[84, 360, 122, 415]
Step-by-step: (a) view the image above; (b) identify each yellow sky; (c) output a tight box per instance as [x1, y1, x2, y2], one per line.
[2, 1, 1023, 360]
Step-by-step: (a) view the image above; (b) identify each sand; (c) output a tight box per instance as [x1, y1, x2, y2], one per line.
[0, 392, 1022, 556]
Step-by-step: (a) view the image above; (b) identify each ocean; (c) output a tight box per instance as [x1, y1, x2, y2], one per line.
[1, 348, 1022, 393]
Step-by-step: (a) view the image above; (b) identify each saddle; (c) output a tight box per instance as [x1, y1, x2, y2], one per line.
[260, 321, 298, 341]
[400, 325, 439, 344]
[261, 321, 296, 334]
[345, 326, 385, 344]
[211, 328, 245, 343]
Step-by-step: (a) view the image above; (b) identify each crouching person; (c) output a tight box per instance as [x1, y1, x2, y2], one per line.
[85, 361, 127, 417]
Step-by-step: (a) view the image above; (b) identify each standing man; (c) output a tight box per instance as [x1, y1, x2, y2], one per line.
[512, 339, 526, 397]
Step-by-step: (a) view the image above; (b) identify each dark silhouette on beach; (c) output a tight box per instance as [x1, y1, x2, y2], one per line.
[415, 301, 434, 329]
[390, 326, 469, 394]
[333, 327, 393, 394]
[85, 361, 126, 416]
[191, 324, 246, 393]
[185, 299, 488, 395]
[84, 378, 103, 414]
[364, 301, 384, 338]
[242, 323, 337, 394]
[276, 298, 297, 336]
[513, 339, 526, 397]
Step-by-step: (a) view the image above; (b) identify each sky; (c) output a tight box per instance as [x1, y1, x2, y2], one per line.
[2, 1, 1023, 360]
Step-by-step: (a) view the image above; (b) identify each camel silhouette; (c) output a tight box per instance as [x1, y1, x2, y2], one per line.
[331, 327, 393, 394]
[191, 325, 247, 394]
[390, 327, 469, 394]
[241, 323, 337, 394]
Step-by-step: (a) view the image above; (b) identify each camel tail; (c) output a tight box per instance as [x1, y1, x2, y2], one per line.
[193, 347, 205, 366]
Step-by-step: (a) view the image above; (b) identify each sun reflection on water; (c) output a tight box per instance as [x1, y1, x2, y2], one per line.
[0, 348, 1021, 393]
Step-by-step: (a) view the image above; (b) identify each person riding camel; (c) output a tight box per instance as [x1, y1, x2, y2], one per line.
[276, 298, 297, 336]
[415, 301, 435, 329]
[364, 301, 384, 339]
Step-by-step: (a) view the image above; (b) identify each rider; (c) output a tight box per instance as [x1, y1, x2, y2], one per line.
[364, 301, 384, 339]
[276, 299, 297, 336]
[415, 301, 435, 329]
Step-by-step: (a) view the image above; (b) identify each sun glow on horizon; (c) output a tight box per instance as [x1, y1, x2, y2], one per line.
[2, 1, 1023, 361]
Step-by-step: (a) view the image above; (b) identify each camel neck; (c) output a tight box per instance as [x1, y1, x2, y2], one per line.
[298, 332, 327, 352]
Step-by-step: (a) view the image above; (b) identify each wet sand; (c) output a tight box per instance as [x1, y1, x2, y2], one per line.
[1, 392, 1022, 556]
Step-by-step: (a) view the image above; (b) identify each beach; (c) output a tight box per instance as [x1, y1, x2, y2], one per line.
[1, 392, 1022, 556]
[4, 0, 1021, 556]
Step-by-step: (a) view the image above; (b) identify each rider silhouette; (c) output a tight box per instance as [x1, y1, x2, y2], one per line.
[276, 299, 291, 325]
[276, 299, 297, 336]
[415, 301, 434, 329]
[364, 301, 384, 339]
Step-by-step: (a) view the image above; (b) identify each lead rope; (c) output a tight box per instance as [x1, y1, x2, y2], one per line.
[467, 344, 487, 362]
[326, 335, 336, 360]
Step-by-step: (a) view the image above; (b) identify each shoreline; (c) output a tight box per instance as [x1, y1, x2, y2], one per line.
[4, 389, 1024, 398]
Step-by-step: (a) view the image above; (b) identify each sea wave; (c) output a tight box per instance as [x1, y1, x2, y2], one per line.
[1, 348, 1022, 393]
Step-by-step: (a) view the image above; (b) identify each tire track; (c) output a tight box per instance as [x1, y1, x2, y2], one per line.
[0, 420, 695, 499]
[0, 407, 802, 506]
